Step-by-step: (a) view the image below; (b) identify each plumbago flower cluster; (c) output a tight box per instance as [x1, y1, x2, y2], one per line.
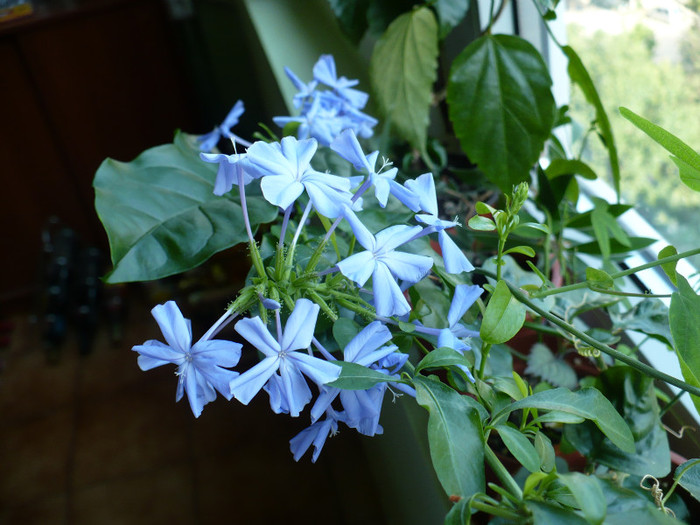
[134, 57, 482, 462]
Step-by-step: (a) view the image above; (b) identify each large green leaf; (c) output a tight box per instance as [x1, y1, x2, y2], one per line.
[675, 459, 700, 503]
[669, 275, 700, 417]
[414, 375, 485, 499]
[94, 132, 277, 283]
[494, 424, 541, 473]
[369, 6, 438, 154]
[620, 106, 700, 192]
[559, 472, 606, 525]
[432, 0, 470, 39]
[493, 387, 635, 454]
[563, 45, 620, 199]
[480, 280, 526, 344]
[447, 34, 555, 192]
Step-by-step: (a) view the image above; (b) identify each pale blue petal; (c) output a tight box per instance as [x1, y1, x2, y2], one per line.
[372, 263, 411, 317]
[260, 175, 304, 210]
[229, 356, 279, 404]
[184, 365, 206, 418]
[280, 136, 317, 174]
[191, 339, 242, 368]
[234, 317, 280, 356]
[447, 284, 482, 328]
[380, 251, 433, 284]
[312, 54, 338, 86]
[341, 208, 375, 250]
[196, 363, 239, 400]
[310, 387, 340, 423]
[404, 172, 437, 215]
[197, 129, 220, 151]
[151, 301, 191, 352]
[281, 298, 320, 351]
[440, 230, 475, 274]
[279, 358, 313, 417]
[288, 352, 341, 385]
[220, 100, 245, 131]
[290, 417, 337, 463]
[132, 340, 184, 366]
[373, 177, 391, 207]
[343, 321, 392, 363]
[354, 345, 399, 368]
[375, 225, 422, 253]
[415, 214, 457, 231]
[264, 374, 290, 414]
[337, 251, 376, 286]
[330, 128, 370, 171]
[302, 172, 353, 218]
[136, 354, 170, 371]
[244, 141, 291, 178]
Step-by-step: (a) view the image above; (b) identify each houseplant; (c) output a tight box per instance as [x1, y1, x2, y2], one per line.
[93, 1, 700, 522]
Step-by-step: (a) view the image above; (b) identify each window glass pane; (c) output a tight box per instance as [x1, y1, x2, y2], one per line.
[563, 0, 700, 259]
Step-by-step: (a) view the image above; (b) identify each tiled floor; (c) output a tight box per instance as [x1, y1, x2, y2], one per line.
[0, 291, 388, 524]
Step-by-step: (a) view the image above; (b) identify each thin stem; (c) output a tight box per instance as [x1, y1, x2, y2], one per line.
[478, 343, 493, 379]
[237, 167, 266, 278]
[529, 247, 700, 299]
[278, 205, 293, 250]
[469, 499, 522, 521]
[484, 444, 523, 501]
[588, 286, 672, 298]
[484, 271, 700, 397]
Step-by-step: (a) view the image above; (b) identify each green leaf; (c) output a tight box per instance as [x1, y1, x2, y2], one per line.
[480, 280, 526, 344]
[414, 375, 485, 499]
[619, 107, 700, 192]
[524, 343, 577, 390]
[669, 275, 700, 417]
[675, 459, 700, 503]
[527, 500, 589, 525]
[590, 198, 630, 261]
[447, 34, 555, 193]
[564, 204, 633, 229]
[416, 347, 473, 374]
[670, 155, 700, 192]
[658, 245, 678, 286]
[514, 221, 550, 235]
[503, 245, 536, 258]
[326, 361, 398, 390]
[370, 6, 438, 154]
[443, 497, 470, 525]
[494, 387, 635, 454]
[545, 158, 598, 180]
[94, 132, 277, 283]
[571, 236, 656, 257]
[558, 472, 607, 525]
[432, 0, 470, 40]
[586, 267, 614, 289]
[611, 299, 672, 347]
[327, 0, 370, 43]
[494, 424, 541, 473]
[333, 318, 360, 350]
[564, 45, 620, 198]
[534, 431, 555, 473]
[467, 215, 496, 231]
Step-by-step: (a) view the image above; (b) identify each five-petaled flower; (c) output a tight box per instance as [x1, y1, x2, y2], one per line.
[132, 301, 242, 418]
[229, 298, 341, 417]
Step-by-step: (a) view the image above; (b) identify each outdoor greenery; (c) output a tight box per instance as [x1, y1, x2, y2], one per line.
[92, 0, 700, 523]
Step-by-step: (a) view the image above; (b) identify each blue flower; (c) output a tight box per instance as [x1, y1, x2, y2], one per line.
[200, 152, 253, 196]
[337, 208, 433, 317]
[132, 301, 242, 417]
[229, 298, 341, 417]
[437, 284, 482, 382]
[289, 408, 345, 462]
[244, 136, 354, 217]
[197, 100, 245, 151]
[311, 322, 399, 432]
[330, 129, 420, 210]
[407, 173, 474, 274]
[312, 54, 369, 109]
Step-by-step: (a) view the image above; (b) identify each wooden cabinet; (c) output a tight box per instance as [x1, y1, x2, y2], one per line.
[0, 0, 196, 309]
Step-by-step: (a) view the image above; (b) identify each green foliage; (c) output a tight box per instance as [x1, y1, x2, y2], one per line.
[669, 275, 700, 417]
[675, 459, 700, 503]
[414, 375, 485, 500]
[525, 343, 578, 390]
[369, 6, 439, 156]
[431, 0, 470, 40]
[327, 361, 398, 389]
[94, 132, 276, 283]
[480, 280, 526, 344]
[447, 34, 555, 192]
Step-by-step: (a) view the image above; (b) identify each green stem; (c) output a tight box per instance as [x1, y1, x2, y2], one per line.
[588, 286, 672, 298]
[485, 444, 523, 501]
[478, 343, 492, 379]
[486, 273, 700, 397]
[530, 247, 700, 299]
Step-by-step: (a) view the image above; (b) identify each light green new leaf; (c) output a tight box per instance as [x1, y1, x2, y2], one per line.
[586, 267, 614, 289]
[468, 215, 496, 231]
[480, 280, 526, 344]
[414, 375, 485, 499]
[669, 275, 700, 417]
[674, 459, 700, 503]
[564, 46, 620, 198]
[658, 245, 678, 286]
[534, 431, 555, 473]
[495, 424, 541, 473]
[545, 158, 598, 180]
[448, 34, 555, 192]
[620, 107, 700, 192]
[494, 387, 635, 453]
[559, 472, 607, 525]
[94, 132, 277, 283]
[327, 361, 397, 390]
[370, 7, 438, 154]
